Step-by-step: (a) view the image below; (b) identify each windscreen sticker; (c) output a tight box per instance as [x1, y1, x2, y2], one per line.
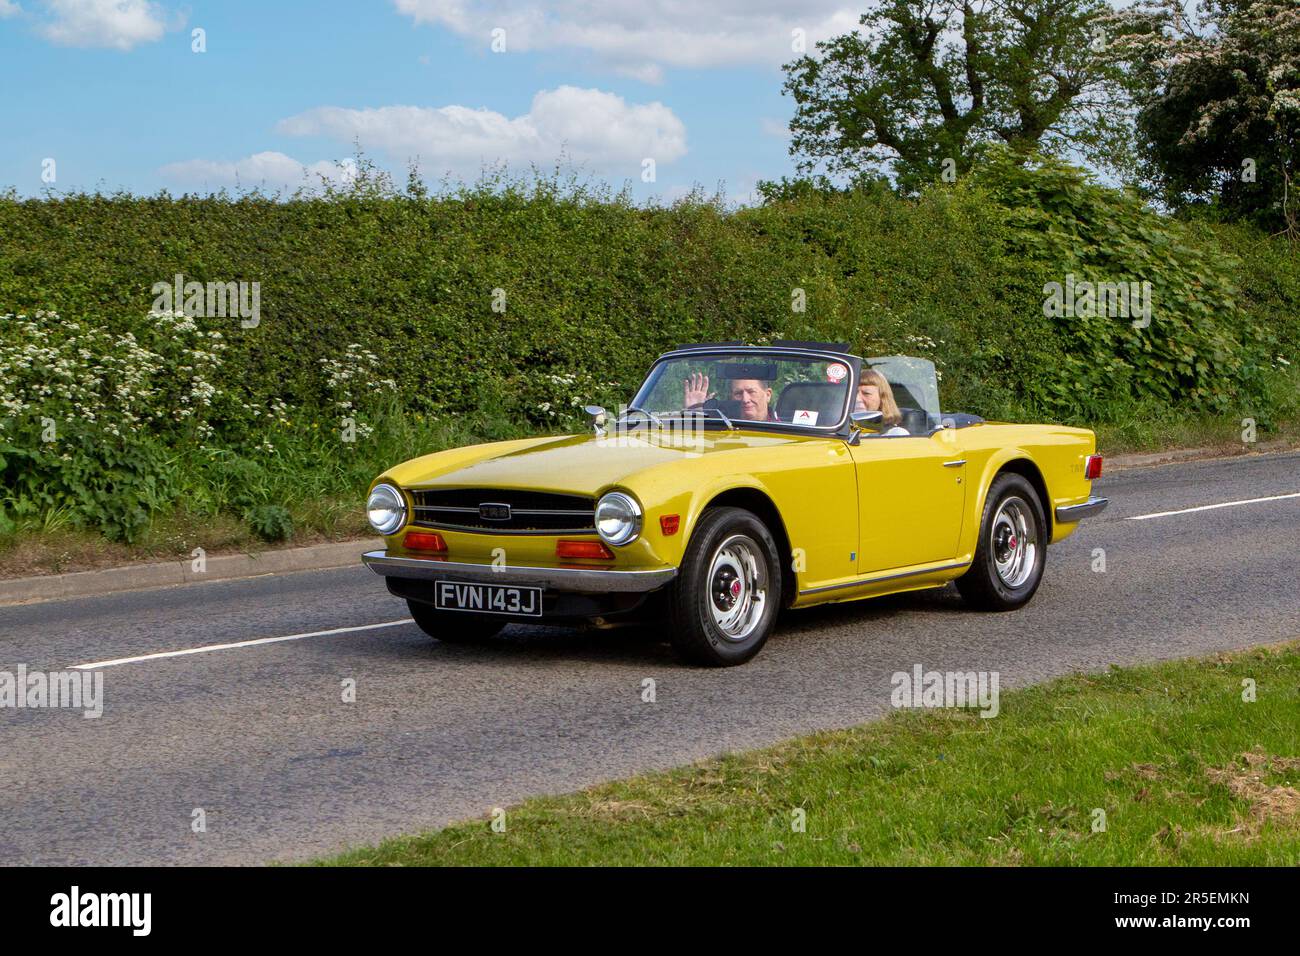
[826, 363, 848, 383]
[791, 409, 819, 426]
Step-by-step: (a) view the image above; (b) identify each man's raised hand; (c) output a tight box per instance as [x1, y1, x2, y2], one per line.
[683, 371, 710, 408]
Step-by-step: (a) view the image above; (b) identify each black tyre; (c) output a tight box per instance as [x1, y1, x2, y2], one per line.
[955, 472, 1047, 611]
[407, 599, 506, 643]
[667, 506, 782, 666]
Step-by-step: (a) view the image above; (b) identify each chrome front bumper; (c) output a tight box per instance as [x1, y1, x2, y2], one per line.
[1055, 496, 1109, 523]
[362, 551, 677, 594]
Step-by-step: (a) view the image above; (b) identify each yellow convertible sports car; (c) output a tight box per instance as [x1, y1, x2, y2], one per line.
[363, 341, 1107, 666]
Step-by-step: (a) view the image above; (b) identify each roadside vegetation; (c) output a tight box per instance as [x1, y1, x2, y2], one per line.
[316, 642, 1300, 866]
[3, 0, 1298, 568]
[1, 155, 1297, 569]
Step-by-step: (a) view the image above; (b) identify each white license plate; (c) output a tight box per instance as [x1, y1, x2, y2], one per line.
[434, 580, 543, 617]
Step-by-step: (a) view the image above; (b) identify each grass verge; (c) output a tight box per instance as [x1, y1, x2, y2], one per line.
[2, 403, 1295, 578]
[315, 642, 1300, 866]
[0, 405, 527, 577]
[5, 416, 1294, 580]
[1092, 414, 1300, 456]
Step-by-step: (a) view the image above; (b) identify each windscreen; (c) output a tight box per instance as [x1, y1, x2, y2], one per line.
[863, 355, 941, 432]
[632, 352, 854, 428]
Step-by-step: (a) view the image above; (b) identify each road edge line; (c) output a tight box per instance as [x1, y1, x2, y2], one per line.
[1106, 440, 1299, 472]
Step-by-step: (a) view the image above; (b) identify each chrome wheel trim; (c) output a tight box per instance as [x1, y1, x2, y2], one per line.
[991, 496, 1037, 589]
[706, 533, 768, 641]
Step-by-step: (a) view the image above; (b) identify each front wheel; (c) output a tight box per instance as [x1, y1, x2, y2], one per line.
[956, 473, 1047, 611]
[407, 599, 506, 644]
[667, 507, 781, 666]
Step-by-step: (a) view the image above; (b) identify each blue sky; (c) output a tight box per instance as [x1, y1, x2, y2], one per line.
[0, 1, 864, 203]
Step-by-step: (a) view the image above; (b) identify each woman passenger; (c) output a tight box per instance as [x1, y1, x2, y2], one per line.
[855, 368, 909, 435]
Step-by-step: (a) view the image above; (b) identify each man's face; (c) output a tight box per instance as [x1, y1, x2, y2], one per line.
[730, 379, 771, 420]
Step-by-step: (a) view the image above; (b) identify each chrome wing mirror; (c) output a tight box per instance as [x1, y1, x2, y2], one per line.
[584, 404, 607, 437]
[847, 409, 883, 445]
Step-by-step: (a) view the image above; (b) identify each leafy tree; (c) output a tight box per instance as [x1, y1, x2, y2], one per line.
[1111, 1, 1300, 233]
[781, 0, 1137, 193]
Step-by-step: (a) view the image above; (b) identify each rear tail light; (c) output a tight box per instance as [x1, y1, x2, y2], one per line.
[1084, 454, 1103, 480]
[403, 531, 447, 552]
[556, 539, 614, 560]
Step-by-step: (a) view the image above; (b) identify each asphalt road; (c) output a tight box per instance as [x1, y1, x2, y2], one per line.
[2, 451, 1297, 865]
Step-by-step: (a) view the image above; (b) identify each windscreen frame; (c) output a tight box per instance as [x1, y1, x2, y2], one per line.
[632, 347, 863, 435]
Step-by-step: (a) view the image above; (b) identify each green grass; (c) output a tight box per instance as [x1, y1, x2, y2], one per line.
[0, 403, 535, 575]
[1092, 412, 1300, 456]
[316, 642, 1300, 866]
[4, 362, 1296, 573]
[4, 403, 1295, 576]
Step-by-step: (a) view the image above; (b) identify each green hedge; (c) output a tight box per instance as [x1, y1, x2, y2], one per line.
[1, 156, 1297, 540]
[3, 159, 1292, 422]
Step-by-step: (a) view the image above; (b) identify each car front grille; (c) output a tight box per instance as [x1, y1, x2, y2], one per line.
[407, 488, 597, 534]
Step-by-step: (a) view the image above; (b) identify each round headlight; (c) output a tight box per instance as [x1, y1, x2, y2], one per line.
[367, 483, 407, 535]
[595, 491, 642, 546]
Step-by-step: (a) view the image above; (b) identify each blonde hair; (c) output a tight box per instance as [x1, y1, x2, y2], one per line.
[860, 368, 902, 428]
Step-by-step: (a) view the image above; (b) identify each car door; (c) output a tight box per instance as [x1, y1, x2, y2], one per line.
[848, 431, 968, 574]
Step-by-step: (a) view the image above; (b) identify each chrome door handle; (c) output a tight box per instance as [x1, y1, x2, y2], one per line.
[942, 459, 967, 468]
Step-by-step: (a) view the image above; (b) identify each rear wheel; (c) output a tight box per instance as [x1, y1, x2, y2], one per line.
[956, 473, 1047, 611]
[668, 507, 781, 666]
[407, 599, 506, 644]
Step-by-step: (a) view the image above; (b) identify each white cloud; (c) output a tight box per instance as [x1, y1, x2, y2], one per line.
[38, 0, 169, 50]
[0, 1, 22, 20]
[392, 0, 860, 78]
[277, 86, 687, 176]
[158, 151, 357, 192]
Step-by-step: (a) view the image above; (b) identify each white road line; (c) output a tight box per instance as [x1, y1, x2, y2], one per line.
[1127, 492, 1300, 521]
[71, 619, 414, 670]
